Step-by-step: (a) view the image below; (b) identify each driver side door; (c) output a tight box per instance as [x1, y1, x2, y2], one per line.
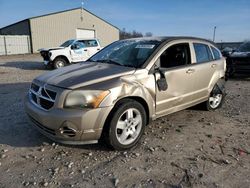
[155, 42, 197, 116]
[70, 41, 85, 62]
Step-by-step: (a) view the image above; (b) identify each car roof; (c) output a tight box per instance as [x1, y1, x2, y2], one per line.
[123, 36, 216, 46]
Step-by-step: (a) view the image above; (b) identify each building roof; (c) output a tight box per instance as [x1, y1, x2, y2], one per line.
[0, 7, 119, 31]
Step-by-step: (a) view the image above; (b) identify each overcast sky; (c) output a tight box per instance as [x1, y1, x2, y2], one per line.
[0, 0, 249, 42]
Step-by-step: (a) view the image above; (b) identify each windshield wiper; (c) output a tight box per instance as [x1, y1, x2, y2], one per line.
[98, 59, 123, 66]
[90, 59, 136, 68]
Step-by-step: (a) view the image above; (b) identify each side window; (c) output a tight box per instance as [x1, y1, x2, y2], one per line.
[73, 41, 85, 49]
[193, 43, 213, 63]
[211, 46, 221, 60]
[83, 40, 98, 47]
[159, 43, 191, 69]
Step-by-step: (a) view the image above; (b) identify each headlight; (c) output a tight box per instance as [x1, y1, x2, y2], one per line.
[64, 90, 110, 109]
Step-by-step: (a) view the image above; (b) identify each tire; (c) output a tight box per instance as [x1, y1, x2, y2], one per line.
[53, 57, 67, 69]
[226, 59, 235, 78]
[103, 99, 147, 150]
[226, 65, 234, 79]
[205, 84, 225, 111]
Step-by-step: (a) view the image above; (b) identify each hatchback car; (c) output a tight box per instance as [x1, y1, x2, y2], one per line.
[25, 37, 226, 150]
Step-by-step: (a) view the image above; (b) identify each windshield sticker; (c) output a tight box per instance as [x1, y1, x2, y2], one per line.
[135, 44, 155, 49]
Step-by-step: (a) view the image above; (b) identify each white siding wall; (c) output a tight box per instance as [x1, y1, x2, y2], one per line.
[0, 35, 31, 55]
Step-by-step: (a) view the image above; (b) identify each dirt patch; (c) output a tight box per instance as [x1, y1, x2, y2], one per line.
[0, 55, 249, 188]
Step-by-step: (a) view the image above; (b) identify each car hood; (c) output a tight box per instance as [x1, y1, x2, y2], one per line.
[35, 62, 136, 89]
[230, 51, 250, 58]
[39, 47, 65, 52]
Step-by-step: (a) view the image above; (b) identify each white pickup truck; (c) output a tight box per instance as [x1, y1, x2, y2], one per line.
[39, 39, 101, 69]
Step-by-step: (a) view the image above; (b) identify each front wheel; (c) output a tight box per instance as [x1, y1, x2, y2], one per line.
[104, 99, 146, 150]
[53, 57, 67, 69]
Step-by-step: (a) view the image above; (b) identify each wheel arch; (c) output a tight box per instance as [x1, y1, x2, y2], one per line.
[54, 55, 70, 64]
[100, 96, 150, 145]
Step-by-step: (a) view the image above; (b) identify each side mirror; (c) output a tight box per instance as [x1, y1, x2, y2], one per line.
[71, 45, 76, 50]
[157, 77, 168, 91]
[155, 66, 168, 91]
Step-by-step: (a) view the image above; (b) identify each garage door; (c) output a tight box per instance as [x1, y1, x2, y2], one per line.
[76, 29, 95, 39]
[0, 35, 31, 55]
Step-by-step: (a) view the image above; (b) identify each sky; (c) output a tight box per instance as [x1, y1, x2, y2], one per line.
[0, 0, 249, 42]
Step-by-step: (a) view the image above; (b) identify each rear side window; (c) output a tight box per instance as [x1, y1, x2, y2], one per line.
[85, 40, 98, 47]
[194, 43, 213, 63]
[211, 46, 221, 60]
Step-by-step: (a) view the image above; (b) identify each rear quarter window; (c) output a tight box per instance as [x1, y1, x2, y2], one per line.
[211, 46, 221, 60]
[85, 40, 98, 47]
[193, 43, 213, 63]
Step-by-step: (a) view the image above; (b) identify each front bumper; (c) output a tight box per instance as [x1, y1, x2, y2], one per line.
[24, 95, 113, 145]
[43, 60, 50, 65]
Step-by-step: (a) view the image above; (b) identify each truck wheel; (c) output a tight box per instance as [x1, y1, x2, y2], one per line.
[104, 99, 146, 150]
[53, 58, 67, 69]
[205, 84, 225, 111]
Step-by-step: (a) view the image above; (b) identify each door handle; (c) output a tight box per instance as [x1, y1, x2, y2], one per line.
[211, 64, 217, 68]
[84, 49, 88, 51]
[97, 48, 100, 51]
[186, 69, 195, 74]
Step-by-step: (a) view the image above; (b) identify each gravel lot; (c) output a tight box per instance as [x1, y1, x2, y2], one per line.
[0, 54, 249, 188]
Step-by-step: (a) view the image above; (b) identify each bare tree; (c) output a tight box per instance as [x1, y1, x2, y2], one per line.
[120, 28, 144, 39]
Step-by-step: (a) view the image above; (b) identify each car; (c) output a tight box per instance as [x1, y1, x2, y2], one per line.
[39, 39, 102, 69]
[226, 41, 250, 77]
[221, 47, 233, 57]
[25, 37, 226, 150]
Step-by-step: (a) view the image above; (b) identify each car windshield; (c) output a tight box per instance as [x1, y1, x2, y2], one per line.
[238, 42, 250, 52]
[89, 39, 161, 68]
[60, 40, 75, 47]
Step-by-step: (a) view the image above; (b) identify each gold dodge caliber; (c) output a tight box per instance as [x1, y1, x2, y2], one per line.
[25, 37, 226, 150]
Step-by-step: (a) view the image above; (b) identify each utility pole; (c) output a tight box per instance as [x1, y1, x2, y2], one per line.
[80, 1, 84, 21]
[213, 26, 217, 42]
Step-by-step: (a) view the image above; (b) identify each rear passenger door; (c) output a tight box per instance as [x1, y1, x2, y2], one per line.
[191, 43, 217, 100]
[80, 40, 100, 61]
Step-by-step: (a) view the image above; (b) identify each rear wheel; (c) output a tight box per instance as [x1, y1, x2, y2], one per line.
[205, 85, 225, 111]
[53, 57, 67, 69]
[104, 99, 146, 150]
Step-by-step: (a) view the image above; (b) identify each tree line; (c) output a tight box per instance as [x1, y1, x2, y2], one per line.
[120, 28, 153, 39]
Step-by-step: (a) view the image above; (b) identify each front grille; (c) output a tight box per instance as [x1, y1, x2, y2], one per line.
[29, 83, 57, 110]
[40, 51, 50, 61]
[31, 83, 39, 92]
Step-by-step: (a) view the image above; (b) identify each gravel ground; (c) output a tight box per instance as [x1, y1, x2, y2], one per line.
[0, 54, 249, 188]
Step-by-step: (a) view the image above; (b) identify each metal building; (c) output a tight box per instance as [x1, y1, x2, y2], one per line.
[0, 8, 120, 53]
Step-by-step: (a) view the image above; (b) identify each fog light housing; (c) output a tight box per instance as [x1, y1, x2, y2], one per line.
[60, 121, 77, 137]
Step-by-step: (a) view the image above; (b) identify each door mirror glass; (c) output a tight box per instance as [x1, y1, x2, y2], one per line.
[155, 66, 168, 91]
[157, 77, 168, 91]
